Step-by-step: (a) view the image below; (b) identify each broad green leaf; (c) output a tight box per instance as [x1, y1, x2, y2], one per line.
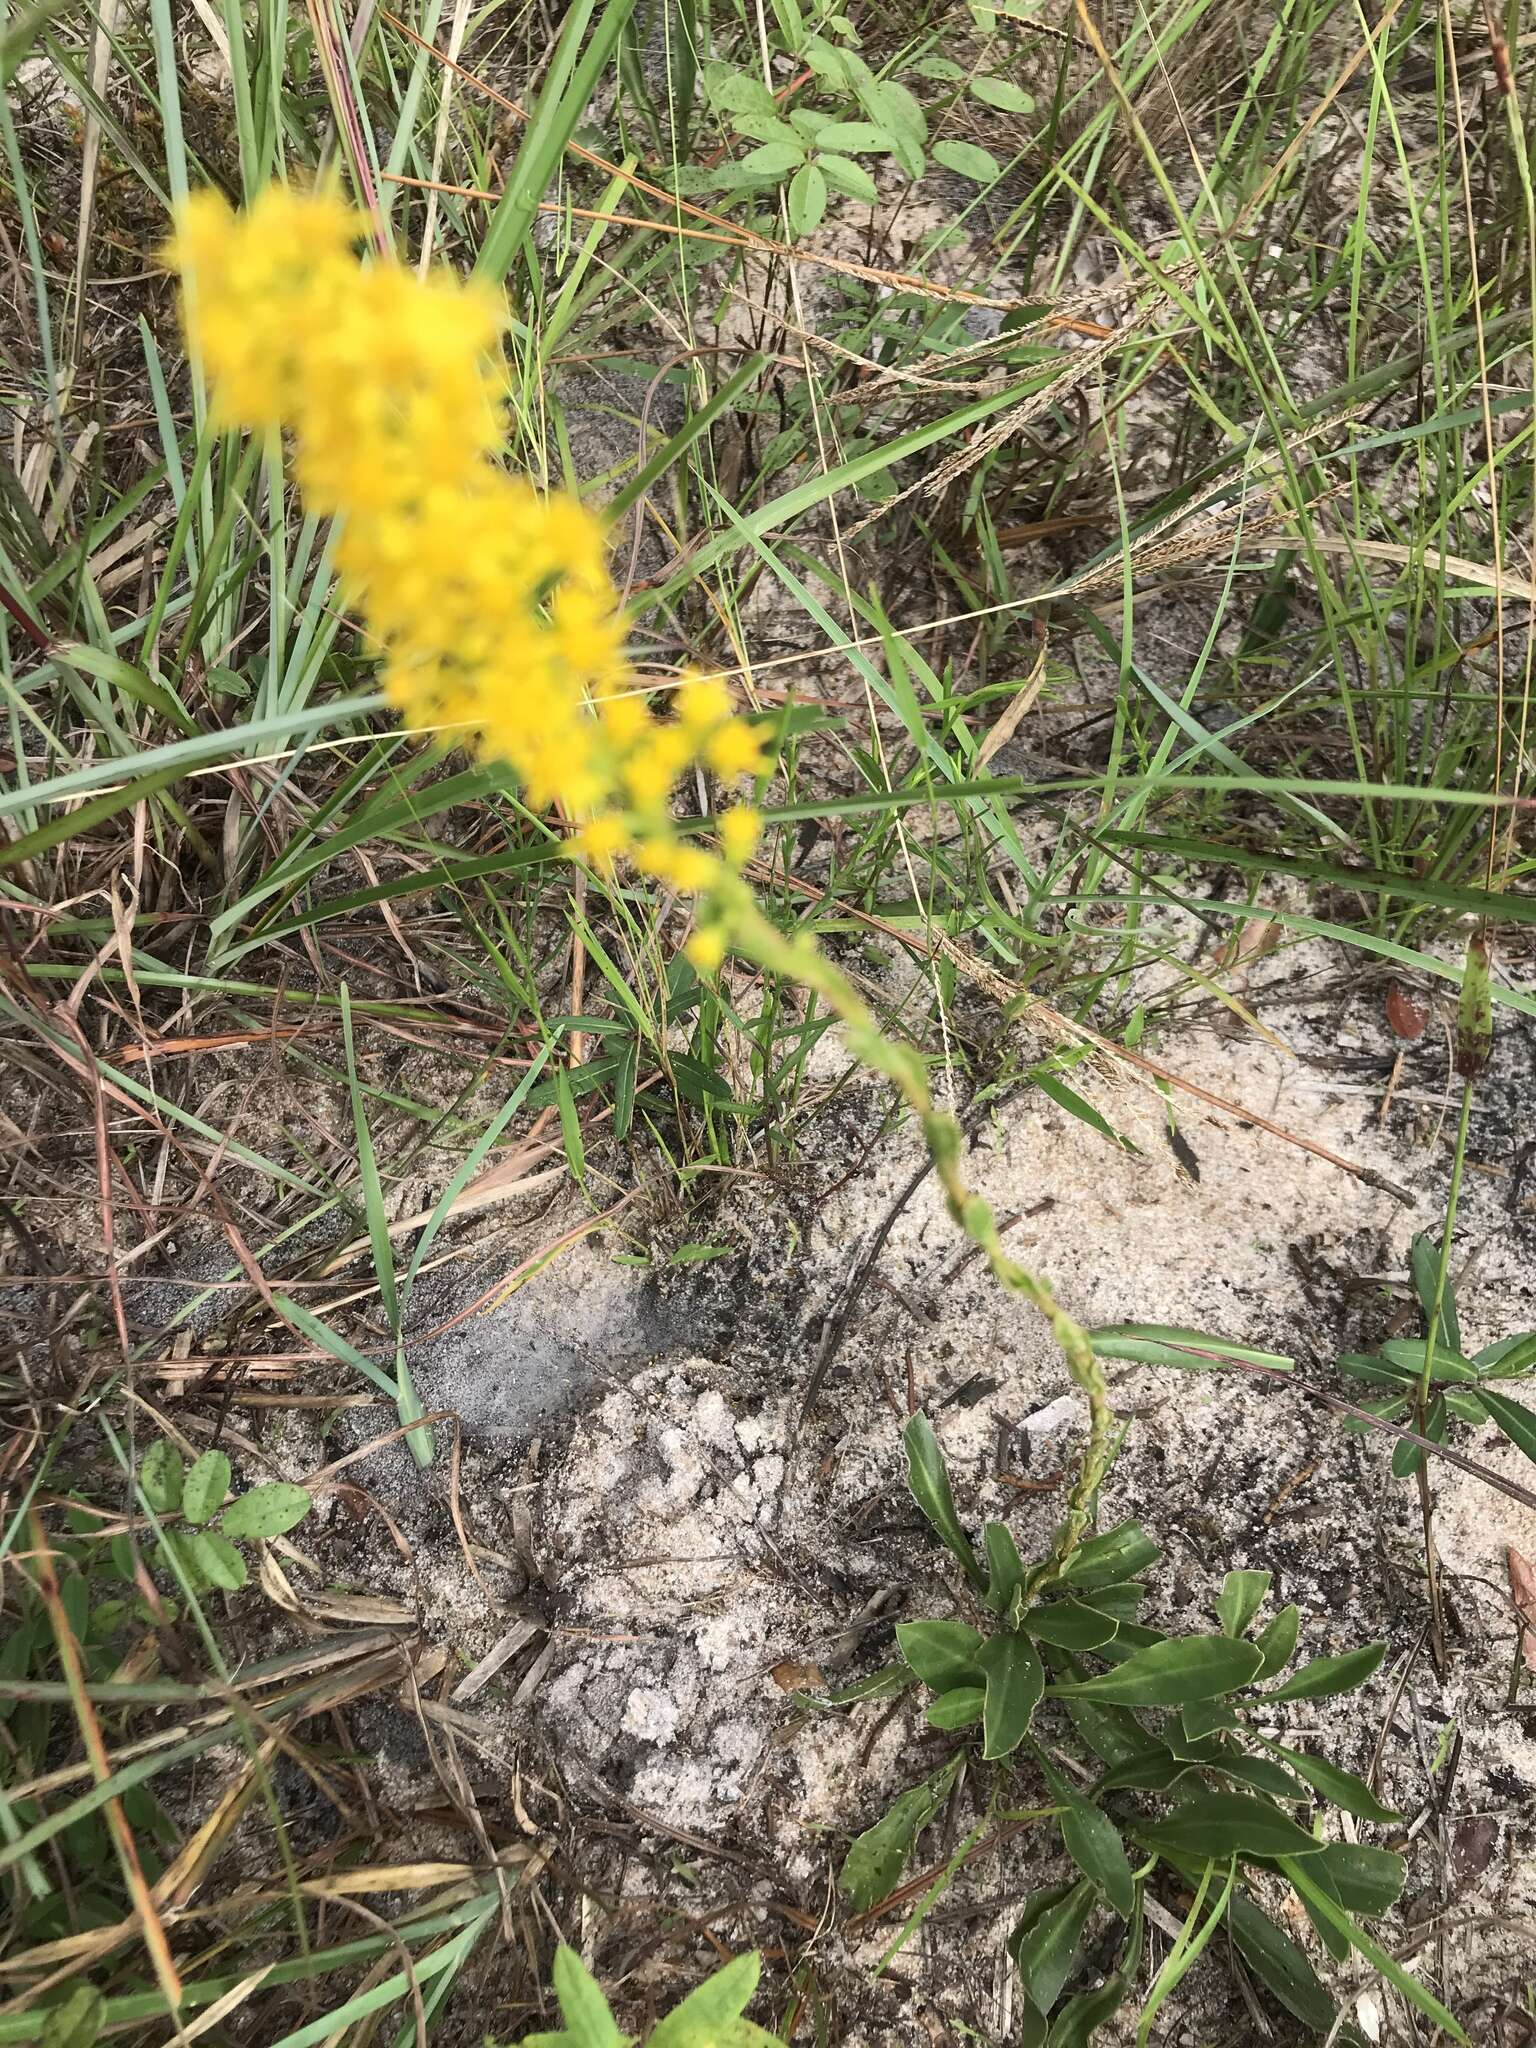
[138, 1440, 183, 1516]
[1075, 1581, 1146, 1622]
[785, 161, 826, 236]
[1308, 1842, 1405, 1914]
[926, 1686, 984, 1729]
[977, 1631, 1044, 1758]
[181, 1450, 230, 1528]
[1010, 1876, 1096, 2013]
[1264, 1641, 1384, 1701]
[1478, 1386, 1536, 1461]
[1280, 1858, 1466, 2041]
[1049, 1634, 1261, 1706]
[1380, 1338, 1477, 1381]
[1060, 1799, 1135, 1919]
[1179, 1698, 1240, 1742]
[706, 68, 776, 115]
[648, 1953, 762, 2047]
[1026, 1600, 1119, 1651]
[840, 1773, 945, 1910]
[1216, 1570, 1270, 1638]
[895, 1619, 985, 1691]
[1138, 1793, 1320, 1861]
[933, 138, 1000, 182]
[817, 152, 878, 203]
[858, 78, 926, 142]
[1058, 1520, 1159, 1588]
[969, 74, 1033, 111]
[902, 1415, 985, 1588]
[218, 1483, 312, 1543]
[738, 140, 803, 176]
[1226, 1889, 1335, 2033]
[1097, 1752, 1197, 1795]
[815, 119, 894, 151]
[184, 1530, 246, 1592]
[1252, 1603, 1299, 1679]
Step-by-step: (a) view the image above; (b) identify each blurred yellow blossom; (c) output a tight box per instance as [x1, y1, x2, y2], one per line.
[170, 184, 767, 952]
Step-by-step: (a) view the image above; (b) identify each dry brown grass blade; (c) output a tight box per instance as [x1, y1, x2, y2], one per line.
[28, 1512, 185, 2015]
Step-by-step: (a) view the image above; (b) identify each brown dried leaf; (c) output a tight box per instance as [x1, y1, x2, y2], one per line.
[1385, 982, 1429, 1041]
[771, 1659, 824, 1693]
[1508, 1545, 1536, 1672]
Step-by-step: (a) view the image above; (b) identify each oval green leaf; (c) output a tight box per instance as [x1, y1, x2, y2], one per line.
[181, 1450, 231, 1528]
[933, 138, 1001, 183]
[218, 1482, 312, 1543]
[977, 1630, 1044, 1758]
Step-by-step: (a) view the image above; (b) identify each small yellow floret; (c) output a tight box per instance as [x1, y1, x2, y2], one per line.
[719, 806, 762, 865]
[686, 927, 726, 972]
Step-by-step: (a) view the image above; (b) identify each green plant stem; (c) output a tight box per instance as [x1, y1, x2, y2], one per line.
[1415, 1074, 1475, 1675]
[719, 879, 1113, 1586]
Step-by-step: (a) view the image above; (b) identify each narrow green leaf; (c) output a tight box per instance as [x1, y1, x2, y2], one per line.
[1477, 1386, 1536, 1462]
[1263, 1641, 1385, 1702]
[1280, 1858, 1466, 2041]
[902, 1415, 985, 1589]
[1049, 1634, 1262, 1706]
[1226, 1888, 1336, 2032]
[476, 0, 636, 282]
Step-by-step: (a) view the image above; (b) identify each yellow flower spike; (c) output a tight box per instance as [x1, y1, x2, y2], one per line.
[171, 186, 776, 898]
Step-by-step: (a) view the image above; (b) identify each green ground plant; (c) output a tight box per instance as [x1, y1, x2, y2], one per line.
[813, 1414, 1440, 2044]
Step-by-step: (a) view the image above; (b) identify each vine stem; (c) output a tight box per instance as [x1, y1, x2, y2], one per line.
[719, 881, 1113, 1591]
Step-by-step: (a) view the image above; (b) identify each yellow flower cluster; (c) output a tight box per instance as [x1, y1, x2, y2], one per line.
[171, 185, 764, 954]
